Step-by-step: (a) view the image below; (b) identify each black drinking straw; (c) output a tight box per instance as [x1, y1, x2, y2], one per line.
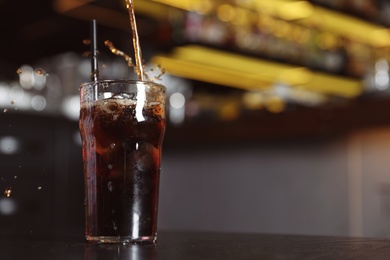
[90, 19, 99, 81]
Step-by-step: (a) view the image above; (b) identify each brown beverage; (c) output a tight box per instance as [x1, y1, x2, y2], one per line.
[79, 80, 166, 243]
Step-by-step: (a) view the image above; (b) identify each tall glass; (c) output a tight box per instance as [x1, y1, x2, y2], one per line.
[79, 80, 166, 243]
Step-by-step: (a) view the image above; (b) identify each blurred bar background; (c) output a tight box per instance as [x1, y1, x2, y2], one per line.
[1, 0, 390, 238]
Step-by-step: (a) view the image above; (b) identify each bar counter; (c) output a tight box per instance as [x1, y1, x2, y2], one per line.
[1, 231, 390, 259]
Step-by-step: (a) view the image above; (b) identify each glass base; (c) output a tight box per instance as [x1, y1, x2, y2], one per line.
[86, 235, 157, 244]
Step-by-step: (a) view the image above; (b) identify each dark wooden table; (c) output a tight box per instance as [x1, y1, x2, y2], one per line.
[1, 231, 390, 259]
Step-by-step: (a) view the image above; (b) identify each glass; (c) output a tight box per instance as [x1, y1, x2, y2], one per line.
[79, 80, 166, 243]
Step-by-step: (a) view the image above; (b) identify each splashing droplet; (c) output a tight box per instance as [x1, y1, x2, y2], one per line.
[37, 186, 42, 190]
[16, 68, 22, 74]
[3, 109, 7, 113]
[104, 40, 135, 73]
[4, 187, 11, 197]
[83, 39, 91, 45]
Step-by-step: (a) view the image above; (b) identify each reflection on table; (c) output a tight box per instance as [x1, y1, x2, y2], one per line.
[2, 231, 390, 259]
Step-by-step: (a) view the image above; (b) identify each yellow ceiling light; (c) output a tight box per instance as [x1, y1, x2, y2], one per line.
[251, 0, 280, 16]
[278, 1, 314, 21]
[152, 54, 272, 90]
[152, 45, 362, 98]
[56, 0, 390, 48]
[244, 0, 390, 47]
[217, 4, 236, 23]
[167, 45, 297, 86]
[370, 29, 390, 48]
[278, 67, 312, 86]
[306, 73, 362, 97]
[152, 0, 201, 12]
[297, 6, 390, 47]
[151, 0, 390, 47]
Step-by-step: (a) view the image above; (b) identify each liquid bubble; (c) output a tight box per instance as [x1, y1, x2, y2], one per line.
[10, 100, 16, 105]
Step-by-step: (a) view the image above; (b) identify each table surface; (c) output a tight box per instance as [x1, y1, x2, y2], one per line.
[1, 231, 390, 259]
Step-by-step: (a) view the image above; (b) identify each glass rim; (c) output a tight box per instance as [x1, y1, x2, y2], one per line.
[80, 79, 166, 91]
